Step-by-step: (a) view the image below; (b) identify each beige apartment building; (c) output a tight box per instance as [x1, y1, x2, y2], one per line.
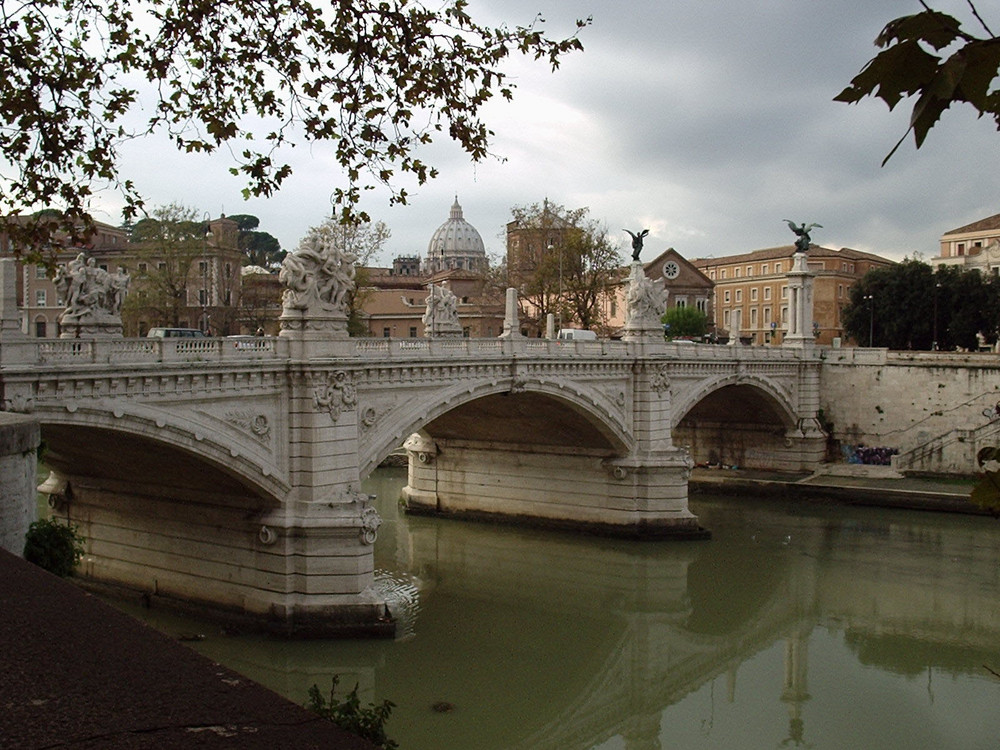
[692, 245, 894, 345]
[933, 212, 1000, 273]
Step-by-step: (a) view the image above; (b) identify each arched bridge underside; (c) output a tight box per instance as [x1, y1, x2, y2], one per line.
[0, 336, 825, 635]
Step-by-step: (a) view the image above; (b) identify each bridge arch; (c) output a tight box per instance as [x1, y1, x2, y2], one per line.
[35, 404, 290, 504]
[672, 374, 802, 471]
[361, 379, 634, 477]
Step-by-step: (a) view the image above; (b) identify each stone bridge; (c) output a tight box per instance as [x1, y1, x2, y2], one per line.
[0, 255, 826, 635]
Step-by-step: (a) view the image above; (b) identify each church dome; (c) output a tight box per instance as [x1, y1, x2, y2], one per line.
[425, 198, 487, 274]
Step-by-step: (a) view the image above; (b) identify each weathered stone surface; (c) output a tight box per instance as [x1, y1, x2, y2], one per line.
[0, 412, 39, 556]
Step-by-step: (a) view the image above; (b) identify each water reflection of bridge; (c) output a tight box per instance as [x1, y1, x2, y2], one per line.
[144, 475, 1000, 749]
[378, 488, 1000, 750]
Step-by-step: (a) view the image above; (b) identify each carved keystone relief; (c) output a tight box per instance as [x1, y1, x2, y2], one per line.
[312, 370, 357, 422]
[649, 365, 671, 394]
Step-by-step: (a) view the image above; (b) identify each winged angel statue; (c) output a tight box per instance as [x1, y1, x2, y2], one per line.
[783, 220, 822, 254]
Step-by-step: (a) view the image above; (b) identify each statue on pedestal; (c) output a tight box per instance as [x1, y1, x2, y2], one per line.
[783, 220, 822, 254]
[623, 264, 668, 341]
[279, 224, 356, 337]
[624, 229, 650, 262]
[280, 227, 357, 315]
[54, 253, 130, 337]
[422, 284, 462, 338]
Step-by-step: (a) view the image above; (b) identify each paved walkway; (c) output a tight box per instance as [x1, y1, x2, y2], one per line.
[690, 467, 983, 514]
[0, 549, 374, 749]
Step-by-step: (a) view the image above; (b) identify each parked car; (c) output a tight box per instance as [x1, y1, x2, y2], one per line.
[146, 327, 207, 338]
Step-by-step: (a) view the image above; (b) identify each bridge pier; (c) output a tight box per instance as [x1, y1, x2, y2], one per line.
[42, 468, 391, 637]
[402, 436, 707, 539]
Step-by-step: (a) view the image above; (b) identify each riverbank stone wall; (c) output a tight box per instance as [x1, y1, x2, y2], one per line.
[0, 412, 40, 555]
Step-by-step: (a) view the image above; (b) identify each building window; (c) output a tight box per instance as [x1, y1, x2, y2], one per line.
[734, 268, 741, 278]
[199, 289, 207, 305]
[382, 327, 391, 338]
[781, 306, 788, 323]
[781, 285, 788, 299]
[720, 269, 726, 280]
[696, 298, 707, 313]
[35, 289, 46, 306]
[610, 299, 617, 317]
[746, 266, 753, 277]
[761, 264, 769, 275]
[34, 319, 46, 338]
[709, 270, 716, 280]
[724, 290, 731, 303]
[157, 262, 166, 271]
[735, 289, 742, 302]
[224, 290, 232, 306]
[723, 309, 731, 327]
[138, 262, 148, 274]
[764, 286, 772, 300]
[750, 308, 758, 327]
[34, 266, 47, 279]
[764, 307, 772, 325]
[676, 297, 687, 308]
[838, 284, 844, 298]
[409, 326, 417, 338]
[463, 327, 471, 338]
[199, 261, 208, 274]
[750, 287, 758, 301]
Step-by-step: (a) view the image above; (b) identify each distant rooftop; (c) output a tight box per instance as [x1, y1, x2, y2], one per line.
[943, 212, 1000, 236]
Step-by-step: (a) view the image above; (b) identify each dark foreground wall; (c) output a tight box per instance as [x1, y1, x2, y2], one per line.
[0, 549, 375, 750]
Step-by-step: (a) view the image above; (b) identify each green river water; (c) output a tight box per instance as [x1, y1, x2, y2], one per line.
[108, 467, 1000, 749]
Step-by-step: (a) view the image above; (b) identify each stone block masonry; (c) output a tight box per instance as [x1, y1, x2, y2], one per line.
[0, 412, 40, 555]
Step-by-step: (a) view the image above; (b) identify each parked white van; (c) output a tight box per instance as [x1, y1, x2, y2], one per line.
[146, 327, 207, 338]
[557, 328, 597, 341]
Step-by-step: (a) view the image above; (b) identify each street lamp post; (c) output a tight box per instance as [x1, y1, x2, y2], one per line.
[863, 294, 874, 347]
[548, 243, 562, 333]
[931, 281, 941, 352]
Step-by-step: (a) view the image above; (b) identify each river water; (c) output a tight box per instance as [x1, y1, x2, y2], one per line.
[112, 467, 1000, 749]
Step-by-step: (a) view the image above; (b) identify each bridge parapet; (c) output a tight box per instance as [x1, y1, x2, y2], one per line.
[348, 337, 813, 362]
[1, 336, 288, 367]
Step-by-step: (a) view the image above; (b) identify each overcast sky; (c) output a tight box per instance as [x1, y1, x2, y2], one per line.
[99, 0, 1000, 265]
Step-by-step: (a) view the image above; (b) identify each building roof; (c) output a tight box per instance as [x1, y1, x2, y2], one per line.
[943, 212, 1000, 236]
[690, 244, 894, 268]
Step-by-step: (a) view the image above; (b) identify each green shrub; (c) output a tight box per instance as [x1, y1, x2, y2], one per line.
[23, 518, 84, 577]
[307, 675, 398, 749]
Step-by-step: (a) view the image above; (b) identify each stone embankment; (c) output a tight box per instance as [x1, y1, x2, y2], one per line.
[690, 465, 982, 515]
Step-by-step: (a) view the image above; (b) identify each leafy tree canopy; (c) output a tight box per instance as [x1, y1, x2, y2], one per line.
[0, 0, 589, 261]
[662, 306, 708, 339]
[227, 214, 284, 269]
[510, 201, 622, 331]
[836, 3, 1000, 164]
[841, 260, 1000, 350]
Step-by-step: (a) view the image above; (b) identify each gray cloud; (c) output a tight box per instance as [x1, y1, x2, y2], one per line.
[99, 1, 1000, 267]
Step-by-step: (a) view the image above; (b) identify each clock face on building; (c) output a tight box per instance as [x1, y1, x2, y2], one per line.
[663, 261, 680, 279]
